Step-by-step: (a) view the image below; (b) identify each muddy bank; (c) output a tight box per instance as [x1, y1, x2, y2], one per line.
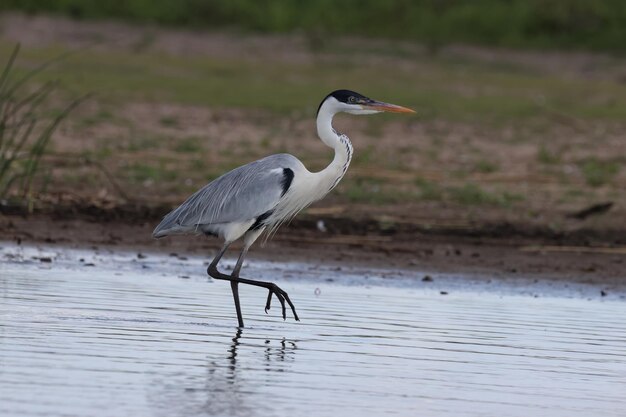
[1, 210, 625, 290]
[3, 200, 626, 245]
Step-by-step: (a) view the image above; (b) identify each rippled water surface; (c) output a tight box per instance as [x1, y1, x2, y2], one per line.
[1, 245, 625, 417]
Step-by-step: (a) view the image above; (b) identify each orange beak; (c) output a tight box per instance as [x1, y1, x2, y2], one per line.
[365, 100, 416, 114]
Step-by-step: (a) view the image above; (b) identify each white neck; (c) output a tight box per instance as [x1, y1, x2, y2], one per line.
[265, 97, 354, 234]
[315, 98, 353, 191]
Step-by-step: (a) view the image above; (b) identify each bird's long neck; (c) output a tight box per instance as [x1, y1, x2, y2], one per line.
[315, 103, 353, 191]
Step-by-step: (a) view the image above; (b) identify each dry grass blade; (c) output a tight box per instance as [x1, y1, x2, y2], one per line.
[20, 96, 87, 200]
[0, 43, 84, 207]
[0, 44, 20, 99]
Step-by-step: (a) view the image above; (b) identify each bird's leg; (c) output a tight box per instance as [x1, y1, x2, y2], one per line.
[229, 247, 298, 323]
[207, 246, 299, 323]
[229, 248, 247, 328]
[207, 243, 244, 327]
[230, 280, 244, 327]
[207, 243, 231, 275]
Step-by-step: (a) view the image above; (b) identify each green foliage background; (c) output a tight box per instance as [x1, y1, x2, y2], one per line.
[4, 0, 626, 52]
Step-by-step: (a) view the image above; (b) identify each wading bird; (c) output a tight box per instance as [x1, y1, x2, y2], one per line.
[153, 90, 414, 327]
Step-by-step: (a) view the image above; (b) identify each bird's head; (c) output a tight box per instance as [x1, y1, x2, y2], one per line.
[317, 89, 415, 116]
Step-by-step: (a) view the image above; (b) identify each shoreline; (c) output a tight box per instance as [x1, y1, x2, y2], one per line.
[2, 212, 625, 294]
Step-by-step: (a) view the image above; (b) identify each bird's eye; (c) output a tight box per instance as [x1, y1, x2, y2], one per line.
[348, 96, 356, 103]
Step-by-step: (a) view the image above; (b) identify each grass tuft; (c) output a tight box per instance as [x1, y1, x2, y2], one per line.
[474, 160, 499, 173]
[414, 177, 443, 201]
[173, 137, 203, 153]
[579, 159, 620, 187]
[537, 146, 561, 165]
[159, 116, 179, 128]
[0, 43, 84, 208]
[448, 183, 523, 207]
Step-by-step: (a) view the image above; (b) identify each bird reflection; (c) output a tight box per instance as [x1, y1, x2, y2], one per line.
[224, 328, 298, 379]
[143, 327, 300, 416]
[227, 327, 242, 378]
[264, 337, 297, 368]
[198, 328, 298, 416]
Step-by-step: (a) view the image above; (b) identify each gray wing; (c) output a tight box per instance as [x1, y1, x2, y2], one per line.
[153, 154, 299, 237]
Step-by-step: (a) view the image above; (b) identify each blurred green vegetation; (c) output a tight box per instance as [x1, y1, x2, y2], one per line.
[579, 159, 621, 187]
[411, 178, 523, 207]
[3, 40, 626, 124]
[2, 20, 624, 213]
[4, 0, 626, 52]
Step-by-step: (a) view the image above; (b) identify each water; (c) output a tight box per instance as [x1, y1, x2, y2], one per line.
[1, 244, 625, 417]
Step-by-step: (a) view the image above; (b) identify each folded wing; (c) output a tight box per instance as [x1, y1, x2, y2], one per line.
[153, 154, 297, 238]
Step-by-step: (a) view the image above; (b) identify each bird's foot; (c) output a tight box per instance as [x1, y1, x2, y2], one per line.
[207, 264, 299, 322]
[264, 283, 300, 322]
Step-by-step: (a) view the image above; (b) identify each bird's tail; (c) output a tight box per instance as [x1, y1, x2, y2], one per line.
[152, 228, 169, 239]
[152, 211, 179, 238]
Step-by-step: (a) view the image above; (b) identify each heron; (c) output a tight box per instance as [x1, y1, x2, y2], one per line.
[153, 90, 414, 327]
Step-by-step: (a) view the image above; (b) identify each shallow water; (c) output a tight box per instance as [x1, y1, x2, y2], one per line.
[1, 244, 625, 417]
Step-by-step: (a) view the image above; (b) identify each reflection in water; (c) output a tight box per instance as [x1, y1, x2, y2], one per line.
[265, 337, 297, 365]
[228, 328, 242, 376]
[1, 255, 626, 417]
[147, 328, 298, 417]
[198, 328, 253, 417]
[219, 327, 243, 385]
